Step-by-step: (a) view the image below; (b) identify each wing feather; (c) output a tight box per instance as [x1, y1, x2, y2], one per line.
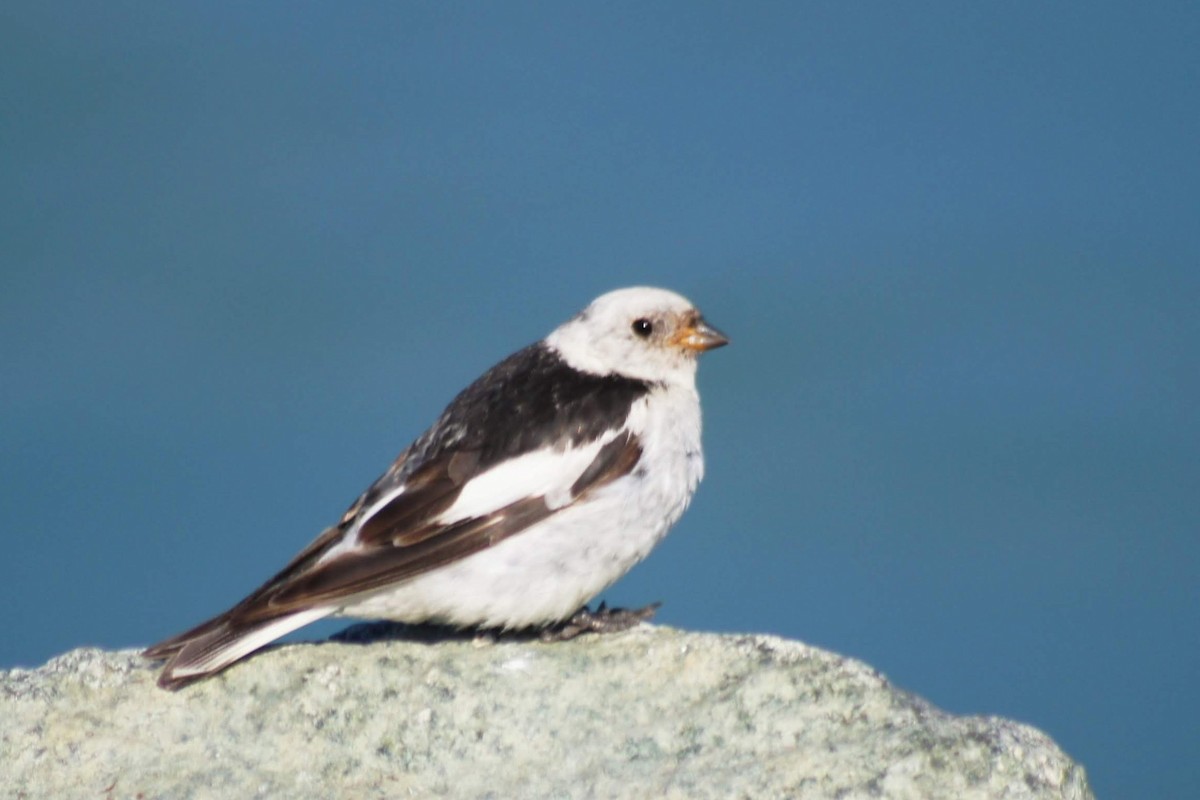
[246, 431, 643, 618]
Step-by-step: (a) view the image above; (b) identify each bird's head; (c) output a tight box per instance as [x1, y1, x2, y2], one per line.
[547, 286, 728, 385]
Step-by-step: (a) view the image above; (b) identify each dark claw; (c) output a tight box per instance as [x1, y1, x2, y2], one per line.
[539, 601, 662, 642]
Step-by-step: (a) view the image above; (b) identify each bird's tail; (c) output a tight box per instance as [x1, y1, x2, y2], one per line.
[143, 606, 332, 690]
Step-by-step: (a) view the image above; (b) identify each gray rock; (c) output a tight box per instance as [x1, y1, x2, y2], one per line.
[2, 626, 1091, 799]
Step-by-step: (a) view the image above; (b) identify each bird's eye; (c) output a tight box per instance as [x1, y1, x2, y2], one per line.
[632, 318, 654, 337]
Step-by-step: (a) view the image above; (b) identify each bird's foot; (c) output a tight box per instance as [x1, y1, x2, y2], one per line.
[539, 601, 662, 642]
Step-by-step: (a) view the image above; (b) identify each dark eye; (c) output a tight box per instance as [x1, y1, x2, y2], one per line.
[632, 318, 654, 337]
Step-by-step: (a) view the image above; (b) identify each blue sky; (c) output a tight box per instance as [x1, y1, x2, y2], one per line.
[3, 4, 1197, 797]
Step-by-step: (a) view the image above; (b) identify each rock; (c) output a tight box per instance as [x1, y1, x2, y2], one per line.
[1, 625, 1091, 799]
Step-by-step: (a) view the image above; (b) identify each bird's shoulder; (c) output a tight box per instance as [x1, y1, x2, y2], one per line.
[416, 341, 653, 469]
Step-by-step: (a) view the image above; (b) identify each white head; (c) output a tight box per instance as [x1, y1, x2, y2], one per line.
[546, 287, 728, 385]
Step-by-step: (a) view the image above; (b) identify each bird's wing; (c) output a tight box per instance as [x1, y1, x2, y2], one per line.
[255, 429, 642, 617]
[229, 429, 644, 628]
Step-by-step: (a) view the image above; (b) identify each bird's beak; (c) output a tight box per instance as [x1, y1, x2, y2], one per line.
[672, 316, 729, 352]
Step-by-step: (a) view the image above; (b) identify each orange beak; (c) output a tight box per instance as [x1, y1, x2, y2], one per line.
[671, 316, 729, 352]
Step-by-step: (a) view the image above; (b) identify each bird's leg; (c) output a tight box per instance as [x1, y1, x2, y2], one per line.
[539, 601, 662, 642]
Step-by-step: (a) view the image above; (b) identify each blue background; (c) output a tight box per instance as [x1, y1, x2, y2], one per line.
[3, 4, 1196, 797]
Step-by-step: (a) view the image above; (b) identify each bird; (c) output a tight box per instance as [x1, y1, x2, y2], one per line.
[144, 286, 728, 689]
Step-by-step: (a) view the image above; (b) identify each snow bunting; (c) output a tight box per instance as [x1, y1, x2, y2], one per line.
[145, 286, 727, 689]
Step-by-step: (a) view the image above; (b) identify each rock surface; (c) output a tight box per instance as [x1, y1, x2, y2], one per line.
[2, 625, 1091, 799]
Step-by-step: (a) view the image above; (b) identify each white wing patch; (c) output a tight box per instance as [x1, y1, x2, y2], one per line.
[436, 434, 616, 523]
[317, 482, 412, 564]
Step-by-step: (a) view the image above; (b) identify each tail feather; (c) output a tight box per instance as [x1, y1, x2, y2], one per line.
[146, 607, 332, 690]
